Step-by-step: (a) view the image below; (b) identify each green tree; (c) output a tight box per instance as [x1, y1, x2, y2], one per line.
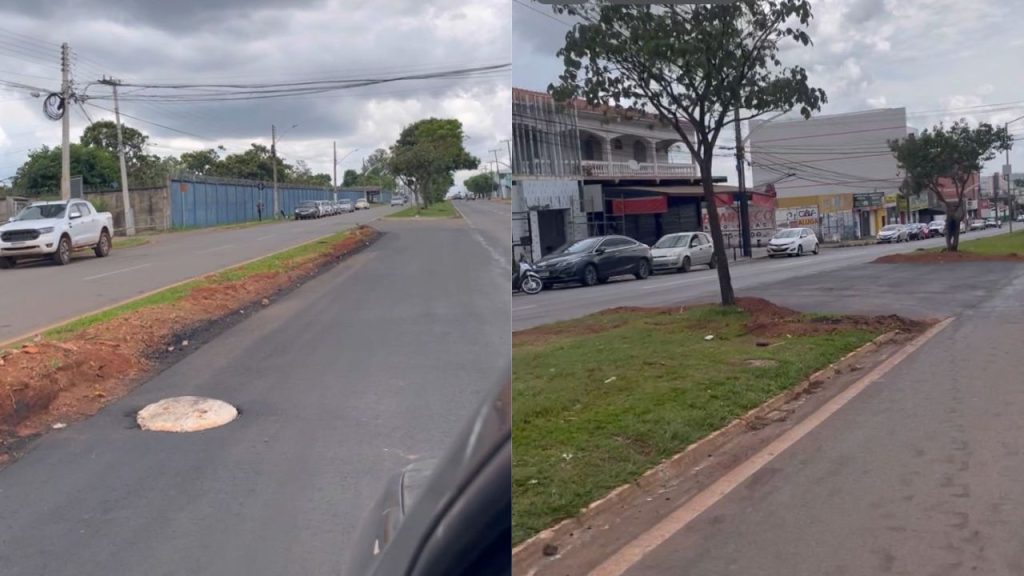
[889, 120, 1012, 251]
[211, 144, 288, 182]
[287, 160, 331, 187]
[388, 118, 479, 210]
[80, 120, 150, 168]
[342, 169, 360, 187]
[180, 147, 225, 175]
[357, 148, 398, 191]
[12, 144, 120, 194]
[465, 172, 495, 198]
[551, 0, 826, 305]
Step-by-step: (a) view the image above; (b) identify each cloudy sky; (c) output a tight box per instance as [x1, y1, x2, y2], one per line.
[513, 0, 1024, 184]
[0, 0, 510, 188]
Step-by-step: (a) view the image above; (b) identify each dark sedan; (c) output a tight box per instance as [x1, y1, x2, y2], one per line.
[532, 235, 652, 287]
[294, 201, 319, 220]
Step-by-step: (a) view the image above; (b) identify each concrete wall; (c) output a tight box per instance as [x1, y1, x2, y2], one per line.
[750, 108, 907, 200]
[86, 187, 170, 234]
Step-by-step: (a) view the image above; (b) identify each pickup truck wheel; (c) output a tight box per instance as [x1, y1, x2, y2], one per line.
[53, 235, 71, 266]
[0, 257, 15, 269]
[94, 230, 111, 258]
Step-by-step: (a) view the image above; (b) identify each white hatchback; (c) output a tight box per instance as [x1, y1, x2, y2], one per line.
[767, 227, 819, 257]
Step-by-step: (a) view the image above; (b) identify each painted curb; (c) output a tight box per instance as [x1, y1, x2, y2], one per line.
[0, 223, 378, 350]
[511, 326, 916, 562]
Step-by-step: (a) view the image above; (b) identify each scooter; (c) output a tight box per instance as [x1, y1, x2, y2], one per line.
[513, 261, 543, 295]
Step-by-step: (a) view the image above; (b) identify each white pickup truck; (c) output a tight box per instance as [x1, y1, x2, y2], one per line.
[0, 200, 114, 268]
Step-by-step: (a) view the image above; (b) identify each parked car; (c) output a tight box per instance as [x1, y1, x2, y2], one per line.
[345, 376, 510, 576]
[905, 223, 929, 241]
[295, 201, 319, 220]
[876, 224, 908, 243]
[927, 220, 946, 237]
[532, 235, 652, 287]
[650, 231, 716, 273]
[390, 196, 405, 207]
[0, 199, 113, 268]
[984, 217, 1001, 229]
[970, 219, 987, 231]
[355, 199, 370, 210]
[338, 200, 355, 213]
[767, 227, 819, 257]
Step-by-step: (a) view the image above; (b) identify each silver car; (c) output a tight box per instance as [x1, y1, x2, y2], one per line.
[650, 232, 716, 273]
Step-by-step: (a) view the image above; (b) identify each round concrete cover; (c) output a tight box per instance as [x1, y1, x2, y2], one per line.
[137, 396, 238, 432]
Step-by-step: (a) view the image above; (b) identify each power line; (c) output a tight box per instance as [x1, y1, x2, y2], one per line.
[513, 0, 574, 27]
[84, 102, 211, 141]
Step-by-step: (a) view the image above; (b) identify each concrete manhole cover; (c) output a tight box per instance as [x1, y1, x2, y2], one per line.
[137, 396, 238, 432]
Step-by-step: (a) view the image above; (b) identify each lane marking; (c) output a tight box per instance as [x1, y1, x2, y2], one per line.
[255, 233, 279, 241]
[512, 304, 537, 312]
[83, 263, 152, 281]
[591, 317, 955, 576]
[198, 244, 235, 254]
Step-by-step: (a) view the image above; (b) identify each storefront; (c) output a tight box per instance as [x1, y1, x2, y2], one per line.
[853, 191, 884, 237]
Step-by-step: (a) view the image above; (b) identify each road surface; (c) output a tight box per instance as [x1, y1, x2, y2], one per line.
[0, 205, 400, 344]
[513, 228, 1010, 330]
[0, 215, 510, 574]
[621, 260, 1024, 575]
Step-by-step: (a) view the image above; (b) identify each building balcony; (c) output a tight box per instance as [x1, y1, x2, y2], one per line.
[581, 160, 696, 180]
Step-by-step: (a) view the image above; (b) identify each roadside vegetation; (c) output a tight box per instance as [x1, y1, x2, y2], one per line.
[876, 230, 1024, 263]
[0, 226, 378, 459]
[511, 299, 919, 544]
[390, 200, 458, 219]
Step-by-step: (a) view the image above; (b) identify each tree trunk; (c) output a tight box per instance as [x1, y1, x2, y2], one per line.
[948, 218, 960, 251]
[698, 158, 735, 306]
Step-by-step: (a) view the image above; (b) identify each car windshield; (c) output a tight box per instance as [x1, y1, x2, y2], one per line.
[882, 225, 901, 232]
[774, 229, 801, 239]
[653, 234, 690, 249]
[554, 238, 602, 254]
[13, 204, 66, 221]
[298, 202, 317, 208]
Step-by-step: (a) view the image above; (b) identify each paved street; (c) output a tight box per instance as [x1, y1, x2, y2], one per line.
[622, 261, 1024, 575]
[513, 228, 1010, 330]
[0, 214, 509, 574]
[0, 205, 400, 344]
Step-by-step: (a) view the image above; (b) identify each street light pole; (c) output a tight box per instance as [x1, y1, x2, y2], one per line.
[271, 124, 279, 217]
[1005, 115, 1024, 233]
[60, 43, 71, 200]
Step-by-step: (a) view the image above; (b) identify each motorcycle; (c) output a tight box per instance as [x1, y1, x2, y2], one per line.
[513, 261, 543, 295]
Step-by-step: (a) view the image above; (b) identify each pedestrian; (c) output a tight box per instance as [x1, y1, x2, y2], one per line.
[256, 201, 264, 222]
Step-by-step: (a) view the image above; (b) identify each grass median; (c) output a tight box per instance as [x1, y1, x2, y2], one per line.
[511, 299, 913, 544]
[876, 230, 1024, 263]
[389, 201, 458, 218]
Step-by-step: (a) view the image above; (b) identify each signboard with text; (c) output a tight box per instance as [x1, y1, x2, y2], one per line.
[775, 205, 819, 228]
[853, 191, 884, 209]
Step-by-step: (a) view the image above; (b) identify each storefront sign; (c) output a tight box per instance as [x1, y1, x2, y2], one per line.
[884, 193, 899, 207]
[853, 192, 884, 209]
[610, 196, 667, 215]
[702, 205, 776, 242]
[775, 205, 819, 228]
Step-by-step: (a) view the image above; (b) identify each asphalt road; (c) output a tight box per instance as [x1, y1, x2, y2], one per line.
[0, 205, 400, 344]
[513, 228, 1011, 330]
[624, 261, 1024, 575]
[0, 215, 510, 574]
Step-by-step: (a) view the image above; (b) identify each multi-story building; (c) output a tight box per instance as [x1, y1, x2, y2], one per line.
[512, 87, 726, 260]
[750, 108, 916, 241]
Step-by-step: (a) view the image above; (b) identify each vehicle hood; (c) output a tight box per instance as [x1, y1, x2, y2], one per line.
[878, 229, 899, 236]
[0, 218, 62, 232]
[769, 237, 797, 246]
[651, 247, 686, 258]
[536, 253, 584, 267]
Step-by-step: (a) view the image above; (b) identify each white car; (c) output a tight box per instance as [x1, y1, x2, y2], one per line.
[650, 231, 715, 273]
[355, 199, 370, 210]
[767, 227, 819, 258]
[0, 200, 114, 268]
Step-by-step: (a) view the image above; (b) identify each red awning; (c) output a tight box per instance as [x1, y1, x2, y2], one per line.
[610, 196, 668, 215]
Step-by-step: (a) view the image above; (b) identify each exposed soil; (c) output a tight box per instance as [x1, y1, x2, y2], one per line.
[736, 297, 928, 339]
[0, 226, 379, 463]
[875, 250, 1024, 264]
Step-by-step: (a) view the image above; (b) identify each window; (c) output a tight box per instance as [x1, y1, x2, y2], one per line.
[696, 234, 710, 246]
[689, 235, 700, 248]
[633, 140, 647, 163]
[69, 204, 83, 218]
[76, 203, 91, 215]
[601, 237, 632, 250]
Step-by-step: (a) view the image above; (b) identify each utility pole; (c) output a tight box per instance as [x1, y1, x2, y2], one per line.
[491, 149, 502, 199]
[101, 77, 136, 236]
[333, 140, 337, 190]
[271, 124, 279, 218]
[734, 109, 751, 257]
[1007, 140, 1014, 234]
[60, 42, 71, 200]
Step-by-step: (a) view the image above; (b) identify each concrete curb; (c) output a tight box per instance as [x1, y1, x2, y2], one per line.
[0, 224, 377, 351]
[512, 328, 907, 562]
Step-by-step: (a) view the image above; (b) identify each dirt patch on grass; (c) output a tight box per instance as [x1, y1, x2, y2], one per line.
[513, 306, 686, 348]
[0, 226, 379, 461]
[875, 251, 1024, 264]
[736, 297, 927, 339]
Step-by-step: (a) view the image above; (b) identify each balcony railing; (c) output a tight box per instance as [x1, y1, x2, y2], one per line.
[581, 160, 696, 179]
